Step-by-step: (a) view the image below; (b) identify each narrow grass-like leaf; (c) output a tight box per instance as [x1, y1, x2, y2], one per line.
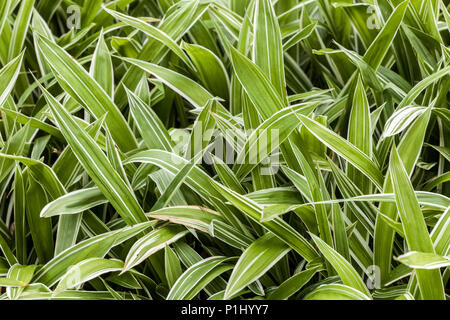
[348, 75, 372, 193]
[234, 103, 317, 179]
[167, 256, 235, 300]
[105, 8, 193, 69]
[182, 42, 229, 99]
[6, 264, 37, 300]
[298, 114, 384, 189]
[224, 234, 290, 300]
[36, 36, 137, 152]
[310, 234, 371, 297]
[396, 252, 450, 270]
[389, 146, 445, 300]
[41, 86, 147, 225]
[56, 258, 124, 291]
[212, 182, 318, 261]
[229, 46, 282, 119]
[124, 225, 188, 272]
[268, 266, 321, 300]
[33, 222, 154, 287]
[165, 246, 182, 288]
[13, 167, 26, 264]
[362, 0, 409, 70]
[126, 88, 173, 151]
[0, 52, 24, 106]
[8, 0, 34, 60]
[90, 31, 114, 97]
[40, 187, 106, 218]
[305, 284, 371, 300]
[147, 206, 225, 233]
[253, 0, 286, 101]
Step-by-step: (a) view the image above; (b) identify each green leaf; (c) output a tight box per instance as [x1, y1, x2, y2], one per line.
[40, 86, 147, 225]
[40, 187, 107, 218]
[0, 52, 24, 106]
[431, 207, 450, 256]
[396, 252, 450, 270]
[290, 144, 333, 252]
[0, 107, 64, 141]
[36, 36, 137, 152]
[165, 246, 182, 288]
[56, 258, 124, 291]
[362, 0, 409, 70]
[297, 114, 384, 190]
[283, 22, 317, 52]
[229, 46, 283, 120]
[209, 219, 254, 250]
[8, 0, 34, 61]
[182, 42, 229, 99]
[224, 234, 290, 299]
[212, 182, 318, 261]
[167, 256, 234, 300]
[124, 225, 188, 272]
[147, 206, 225, 233]
[90, 31, 114, 97]
[126, 87, 173, 151]
[397, 66, 450, 109]
[115, 0, 209, 107]
[348, 75, 372, 193]
[0, 0, 13, 38]
[6, 264, 37, 300]
[186, 98, 218, 159]
[253, 0, 286, 101]
[374, 107, 432, 283]
[233, 102, 318, 180]
[25, 177, 54, 264]
[382, 106, 427, 138]
[268, 266, 321, 300]
[305, 284, 371, 300]
[105, 8, 193, 69]
[13, 167, 26, 264]
[310, 234, 371, 297]
[389, 146, 445, 299]
[33, 222, 154, 287]
[121, 57, 230, 120]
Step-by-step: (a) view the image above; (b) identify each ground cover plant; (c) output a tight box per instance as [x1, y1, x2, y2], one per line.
[0, 0, 448, 300]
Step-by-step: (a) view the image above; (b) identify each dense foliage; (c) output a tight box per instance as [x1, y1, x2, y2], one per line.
[0, 0, 449, 300]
